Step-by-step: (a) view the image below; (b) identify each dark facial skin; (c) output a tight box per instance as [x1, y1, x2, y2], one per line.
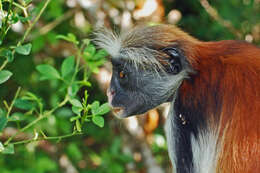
[107, 48, 185, 118]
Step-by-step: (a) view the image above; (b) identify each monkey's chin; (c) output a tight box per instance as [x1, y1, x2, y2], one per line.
[112, 107, 127, 118]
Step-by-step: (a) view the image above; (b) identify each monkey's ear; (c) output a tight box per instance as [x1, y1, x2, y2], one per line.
[162, 48, 182, 75]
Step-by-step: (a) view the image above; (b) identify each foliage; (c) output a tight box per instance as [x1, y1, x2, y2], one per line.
[0, 0, 259, 172]
[0, 0, 118, 172]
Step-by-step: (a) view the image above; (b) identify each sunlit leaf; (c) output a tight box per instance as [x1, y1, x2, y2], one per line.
[8, 112, 26, 122]
[15, 43, 32, 55]
[96, 103, 110, 115]
[92, 116, 104, 128]
[84, 44, 96, 59]
[56, 33, 79, 44]
[0, 70, 12, 84]
[91, 101, 100, 115]
[72, 106, 82, 115]
[2, 144, 14, 154]
[69, 98, 82, 108]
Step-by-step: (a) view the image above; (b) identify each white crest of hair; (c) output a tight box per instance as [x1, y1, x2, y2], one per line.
[93, 28, 121, 57]
[93, 26, 169, 73]
[191, 128, 221, 173]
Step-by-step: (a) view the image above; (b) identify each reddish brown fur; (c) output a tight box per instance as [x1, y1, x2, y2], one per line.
[180, 39, 260, 172]
[103, 24, 260, 171]
[129, 25, 260, 171]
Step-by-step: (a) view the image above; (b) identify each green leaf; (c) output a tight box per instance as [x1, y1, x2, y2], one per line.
[61, 56, 75, 77]
[67, 82, 79, 96]
[0, 70, 12, 84]
[71, 83, 79, 95]
[92, 49, 108, 60]
[72, 106, 82, 115]
[96, 103, 110, 115]
[2, 144, 14, 154]
[69, 99, 82, 108]
[15, 43, 32, 55]
[90, 102, 110, 116]
[36, 64, 61, 80]
[91, 101, 100, 115]
[0, 108, 5, 116]
[84, 44, 96, 60]
[92, 116, 104, 128]
[0, 116, 8, 132]
[8, 112, 26, 122]
[14, 99, 35, 110]
[0, 49, 14, 62]
[56, 33, 79, 45]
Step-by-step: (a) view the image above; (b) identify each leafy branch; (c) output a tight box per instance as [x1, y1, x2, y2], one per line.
[0, 32, 110, 154]
[0, 0, 51, 72]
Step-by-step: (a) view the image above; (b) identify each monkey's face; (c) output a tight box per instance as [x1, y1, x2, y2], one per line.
[107, 57, 186, 118]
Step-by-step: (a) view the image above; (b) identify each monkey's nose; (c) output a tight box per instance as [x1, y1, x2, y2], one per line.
[106, 88, 115, 97]
[111, 90, 115, 95]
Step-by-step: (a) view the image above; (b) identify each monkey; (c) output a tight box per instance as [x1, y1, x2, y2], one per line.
[94, 24, 260, 173]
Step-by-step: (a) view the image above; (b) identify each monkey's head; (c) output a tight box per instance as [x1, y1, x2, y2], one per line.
[94, 25, 196, 118]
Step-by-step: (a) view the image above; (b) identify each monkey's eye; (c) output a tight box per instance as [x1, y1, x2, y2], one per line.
[119, 71, 126, 79]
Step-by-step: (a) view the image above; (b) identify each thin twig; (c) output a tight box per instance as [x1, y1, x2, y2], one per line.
[0, 0, 13, 41]
[4, 94, 69, 146]
[0, 0, 52, 71]
[3, 0, 24, 10]
[199, 0, 242, 38]
[32, 9, 75, 39]
[18, 0, 52, 45]
[6, 87, 21, 118]
[10, 132, 83, 145]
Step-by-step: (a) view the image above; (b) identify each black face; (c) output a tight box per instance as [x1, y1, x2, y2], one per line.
[107, 48, 185, 118]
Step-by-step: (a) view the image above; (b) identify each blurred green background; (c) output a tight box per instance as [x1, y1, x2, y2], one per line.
[0, 0, 259, 173]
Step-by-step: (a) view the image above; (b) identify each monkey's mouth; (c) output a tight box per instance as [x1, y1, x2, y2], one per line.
[112, 107, 125, 118]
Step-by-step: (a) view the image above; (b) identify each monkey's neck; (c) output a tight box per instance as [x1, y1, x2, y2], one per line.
[167, 73, 223, 173]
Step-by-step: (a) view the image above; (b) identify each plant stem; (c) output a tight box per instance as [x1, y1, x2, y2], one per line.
[18, 0, 52, 46]
[6, 86, 21, 118]
[4, 114, 45, 145]
[3, 0, 25, 10]
[0, 61, 8, 71]
[4, 93, 69, 146]
[10, 132, 83, 145]
[0, 0, 52, 71]
[0, 0, 13, 41]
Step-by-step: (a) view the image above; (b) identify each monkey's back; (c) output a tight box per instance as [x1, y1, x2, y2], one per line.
[182, 40, 260, 173]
